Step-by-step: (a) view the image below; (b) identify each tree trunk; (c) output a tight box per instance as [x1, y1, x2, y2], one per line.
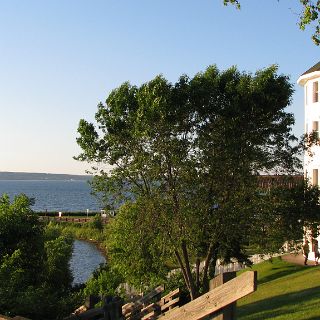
[195, 257, 200, 292]
[181, 240, 198, 300]
[202, 244, 215, 293]
[174, 249, 191, 293]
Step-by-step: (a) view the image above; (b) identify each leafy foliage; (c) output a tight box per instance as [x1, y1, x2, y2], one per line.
[250, 181, 320, 253]
[45, 235, 74, 290]
[106, 201, 170, 290]
[299, 0, 320, 44]
[83, 264, 124, 298]
[0, 194, 45, 281]
[0, 194, 80, 319]
[76, 65, 301, 299]
[90, 214, 104, 231]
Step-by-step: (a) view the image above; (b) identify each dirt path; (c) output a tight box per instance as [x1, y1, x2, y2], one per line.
[281, 253, 318, 266]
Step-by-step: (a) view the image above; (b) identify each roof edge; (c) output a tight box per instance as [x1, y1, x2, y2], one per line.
[297, 71, 320, 86]
[301, 61, 320, 76]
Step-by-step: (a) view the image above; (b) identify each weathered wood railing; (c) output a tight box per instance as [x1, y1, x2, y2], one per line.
[122, 285, 165, 319]
[123, 287, 180, 320]
[65, 271, 257, 320]
[65, 285, 169, 320]
[161, 271, 257, 320]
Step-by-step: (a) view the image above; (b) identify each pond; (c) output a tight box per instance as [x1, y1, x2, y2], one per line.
[70, 239, 106, 285]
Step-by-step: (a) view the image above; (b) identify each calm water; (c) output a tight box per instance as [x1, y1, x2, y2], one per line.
[70, 240, 106, 285]
[0, 181, 106, 284]
[0, 180, 101, 212]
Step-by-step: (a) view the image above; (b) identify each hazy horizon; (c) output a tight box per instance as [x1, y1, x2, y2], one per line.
[0, 170, 92, 176]
[0, 1, 318, 174]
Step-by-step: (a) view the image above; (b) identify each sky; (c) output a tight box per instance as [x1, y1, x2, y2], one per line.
[0, 0, 319, 175]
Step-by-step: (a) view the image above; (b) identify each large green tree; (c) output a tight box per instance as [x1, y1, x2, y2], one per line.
[224, 0, 320, 45]
[76, 65, 302, 299]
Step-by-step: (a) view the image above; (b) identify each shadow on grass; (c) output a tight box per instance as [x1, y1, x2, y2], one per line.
[246, 257, 310, 285]
[258, 265, 305, 285]
[237, 286, 320, 319]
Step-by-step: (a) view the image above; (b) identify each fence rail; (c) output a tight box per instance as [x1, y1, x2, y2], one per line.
[39, 216, 109, 224]
[214, 253, 282, 275]
[65, 271, 257, 320]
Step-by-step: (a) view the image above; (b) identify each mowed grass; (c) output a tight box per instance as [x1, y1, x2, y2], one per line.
[237, 257, 320, 320]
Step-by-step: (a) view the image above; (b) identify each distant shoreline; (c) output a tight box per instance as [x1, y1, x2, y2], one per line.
[0, 171, 92, 181]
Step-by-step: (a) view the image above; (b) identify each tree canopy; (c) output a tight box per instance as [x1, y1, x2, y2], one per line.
[76, 65, 305, 299]
[224, 0, 320, 45]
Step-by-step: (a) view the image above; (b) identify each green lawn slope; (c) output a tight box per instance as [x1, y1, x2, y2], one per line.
[237, 257, 320, 320]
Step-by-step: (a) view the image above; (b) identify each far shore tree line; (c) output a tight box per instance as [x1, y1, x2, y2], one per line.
[76, 64, 320, 300]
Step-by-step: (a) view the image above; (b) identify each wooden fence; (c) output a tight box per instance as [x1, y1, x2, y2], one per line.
[64, 271, 257, 320]
[39, 216, 109, 224]
[161, 271, 256, 320]
[122, 285, 180, 319]
[214, 253, 282, 275]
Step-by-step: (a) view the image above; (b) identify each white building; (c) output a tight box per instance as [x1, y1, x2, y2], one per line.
[298, 61, 320, 184]
[298, 61, 320, 262]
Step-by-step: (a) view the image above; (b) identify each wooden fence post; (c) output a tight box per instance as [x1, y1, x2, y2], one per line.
[208, 272, 236, 320]
[85, 295, 100, 309]
[103, 296, 123, 320]
[161, 271, 257, 320]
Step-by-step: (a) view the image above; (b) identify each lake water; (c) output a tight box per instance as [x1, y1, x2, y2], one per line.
[0, 180, 101, 212]
[0, 181, 106, 284]
[70, 240, 106, 285]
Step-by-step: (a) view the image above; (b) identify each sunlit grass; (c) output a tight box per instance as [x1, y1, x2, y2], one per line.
[237, 257, 320, 319]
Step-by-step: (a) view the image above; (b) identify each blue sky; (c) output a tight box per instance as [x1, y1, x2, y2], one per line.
[0, 0, 318, 174]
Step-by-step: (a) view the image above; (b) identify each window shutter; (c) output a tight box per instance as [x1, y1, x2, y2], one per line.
[313, 169, 318, 186]
[313, 81, 318, 103]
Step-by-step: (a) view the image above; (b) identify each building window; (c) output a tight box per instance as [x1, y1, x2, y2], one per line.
[313, 121, 319, 139]
[313, 81, 318, 103]
[313, 169, 318, 186]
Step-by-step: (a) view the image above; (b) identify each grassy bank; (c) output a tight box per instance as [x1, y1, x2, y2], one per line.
[46, 221, 107, 253]
[237, 257, 320, 319]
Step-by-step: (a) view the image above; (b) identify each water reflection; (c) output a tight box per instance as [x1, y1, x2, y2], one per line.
[70, 240, 106, 285]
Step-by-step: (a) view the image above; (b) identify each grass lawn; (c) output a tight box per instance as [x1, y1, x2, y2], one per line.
[237, 257, 320, 320]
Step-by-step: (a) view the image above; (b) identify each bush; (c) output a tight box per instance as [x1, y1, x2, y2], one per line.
[90, 214, 103, 231]
[83, 264, 124, 299]
[0, 194, 81, 319]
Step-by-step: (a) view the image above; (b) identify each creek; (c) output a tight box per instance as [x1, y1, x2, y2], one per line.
[70, 239, 106, 285]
